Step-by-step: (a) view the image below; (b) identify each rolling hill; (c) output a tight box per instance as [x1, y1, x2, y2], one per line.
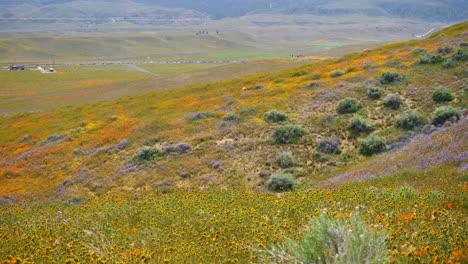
[0, 21, 467, 263]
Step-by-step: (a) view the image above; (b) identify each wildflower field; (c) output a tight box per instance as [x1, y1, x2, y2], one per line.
[0, 22, 467, 263]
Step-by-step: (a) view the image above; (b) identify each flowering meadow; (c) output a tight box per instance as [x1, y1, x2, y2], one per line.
[1, 22, 467, 263]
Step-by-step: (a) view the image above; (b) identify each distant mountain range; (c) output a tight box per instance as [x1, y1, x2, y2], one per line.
[1, 0, 467, 22]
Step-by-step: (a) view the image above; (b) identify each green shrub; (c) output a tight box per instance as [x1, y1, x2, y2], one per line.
[411, 48, 427, 55]
[276, 214, 388, 264]
[437, 46, 454, 54]
[379, 70, 404, 84]
[266, 172, 297, 192]
[432, 87, 454, 103]
[395, 110, 427, 130]
[384, 93, 403, 110]
[348, 115, 374, 133]
[443, 58, 456, 68]
[336, 98, 363, 114]
[276, 152, 295, 168]
[316, 138, 341, 154]
[292, 70, 308, 77]
[134, 146, 161, 163]
[366, 86, 384, 99]
[264, 109, 288, 122]
[330, 69, 344, 77]
[417, 54, 444, 64]
[359, 135, 387, 156]
[240, 107, 258, 116]
[460, 41, 468, 48]
[452, 47, 468, 61]
[271, 125, 306, 144]
[310, 73, 321, 79]
[190, 111, 213, 121]
[431, 106, 463, 126]
[222, 113, 240, 122]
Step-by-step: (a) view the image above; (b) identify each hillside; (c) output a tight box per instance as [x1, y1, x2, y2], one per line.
[0, 21, 467, 263]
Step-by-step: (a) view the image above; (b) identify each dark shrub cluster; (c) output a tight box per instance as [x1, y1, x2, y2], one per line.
[460, 41, 468, 48]
[316, 138, 341, 154]
[264, 109, 288, 122]
[443, 58, 456, 68]
[416, 54, 444, 64]
[336, 98, 363, 114]
[308, 82, 320, 88]
[311, 73, 321, 79]
[359, 135, 387, 156]
[292, 70, 308, 77]
[134, 146, 161, 163]
[222, 113, 240, 122]
[330, 69, 344, 77]
[348, 115, 374, 133]
[190, 111, 213, 121]
[411, 48, 427, 55]
[384, 93, 403, 110]
[452, 47, 468, 61]
[267, 172, 297, 192]
[432, 87, 454, 103]
[437, 46, 454, 54]
[276, 152, 295, 168]
[175, 142, 192, 153]
[366, 86, 384, 99]
[271, 125, 306, 144]
[431, 106, 463, 126]
[395, 110, 427, 130]
[379, 70, 404, 84]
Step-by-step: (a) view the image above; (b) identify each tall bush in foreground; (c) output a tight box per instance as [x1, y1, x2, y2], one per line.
[271, 125, 305, 144]
[266, 214, 388, 264]
[360, 135, 386, 156]
[134, 146, 161, 163]
[276, 152, 295, 168]
[336, 98, 363, 114]
[432, 87, 453, 103]
[348, 115, 374, 133]
[384, 93, 403, 110]
[264, 109, 288, 122]
[266, 172, 297, 192]
[366, 86, 384, 99]
[395, 110, 427, 130]
[431, 106, 462, 126]
[379, 70, 404, 84]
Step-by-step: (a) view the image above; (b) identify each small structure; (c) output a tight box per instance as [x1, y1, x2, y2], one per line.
[9, 65, 25, 70]
[48, 68, 56, 73]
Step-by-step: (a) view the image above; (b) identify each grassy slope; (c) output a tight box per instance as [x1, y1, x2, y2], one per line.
[0, 21, 467, 263]
[0, 58, 313, 113]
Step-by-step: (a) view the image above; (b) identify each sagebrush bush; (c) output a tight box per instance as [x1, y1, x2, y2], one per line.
[417, 54, 444, 64]
[222, 113, 240, 122]
[360, 135, 387, 156]
[460, 41, 468, 47]
[366, 86, 384, 99]
[266, 172, 297, 192]
[336, 98, 363, 114]
[264, 109, 288, 122]
[310, 73, 321, 79]
[379, 70, 404, 84]
[134, 146, 161, 162]
[276, 152, 295, 168]
[330, 69, 344, 77]
[240, 107, 258, 116]
[384, 93, 403, 110]
[411, 48, 427, 55]
[348, 115, 374, 133]
[432, 87, 454, 103]
[437, 46, 454, 54]
[316, 138, 341, 154]
[395, 110, 427, 130]
[271, 125, 305, 144]
[431, 106, 463, 126]
[452, 47, 468, 61]
[443, 58, 456, 68]
[275, 214, 388, 264]
[175, 142, 191, 153]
